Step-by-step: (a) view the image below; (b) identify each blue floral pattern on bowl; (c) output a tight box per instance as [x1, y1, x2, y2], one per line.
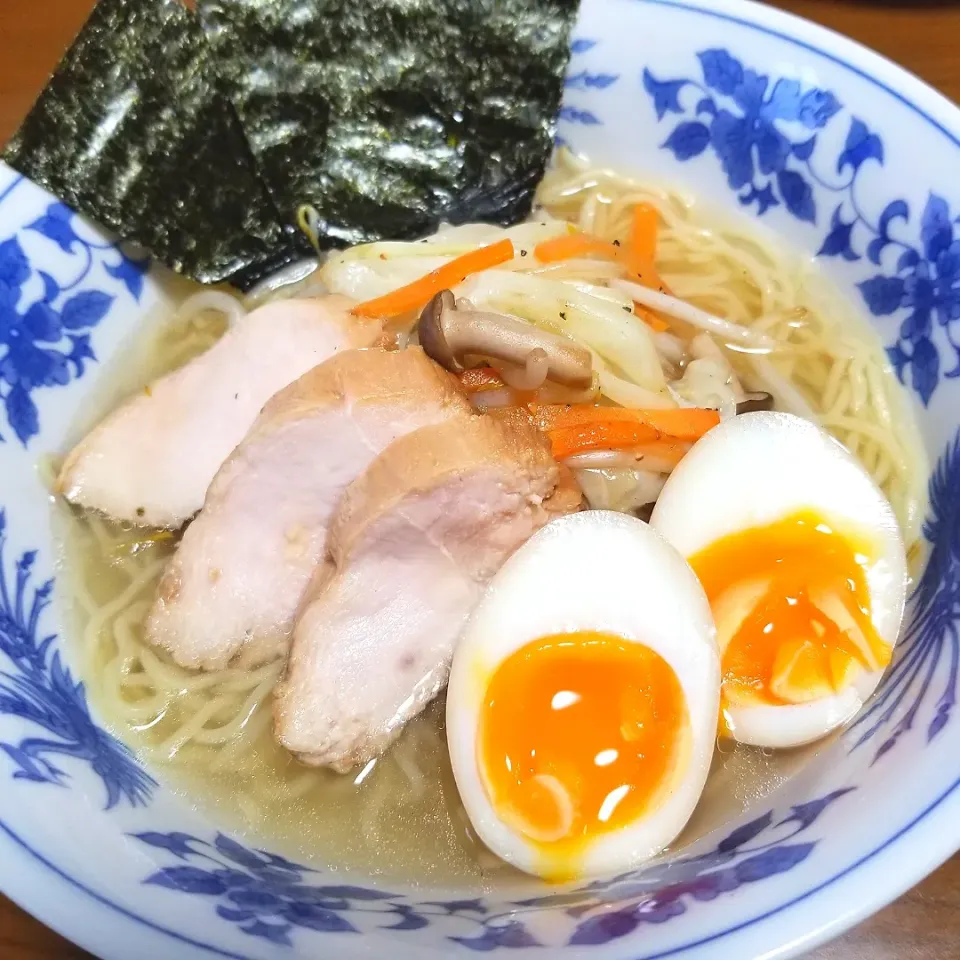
[130, 787, 852, 950]
[644, 48, 960, 406]
[644, 49, 841, 221]
[0, 510, 156, 809]
[0, 176, 147, 445]
[556, 38, 618, 144]
[849, 429, 960, 761]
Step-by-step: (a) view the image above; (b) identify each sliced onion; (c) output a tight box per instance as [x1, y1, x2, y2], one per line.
[690, 333, 745, 395]
[671, 357, 739, 420]
[563, 450, 640, 469]
[652, 330, 687, 366]
[574, 468, 667, 513]
[594, 355, 676, 409]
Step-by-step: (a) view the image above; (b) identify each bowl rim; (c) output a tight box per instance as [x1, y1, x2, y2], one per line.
[3, 1, 960, 958]
[669, 0, 960, 151]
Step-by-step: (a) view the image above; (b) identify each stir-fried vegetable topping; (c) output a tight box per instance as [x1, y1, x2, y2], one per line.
[530, 404, 720, 460]
[329, 199, 758, 488]
[352, 239, 516, 318]
[533, 231, 667, 293]
[530, 404, 719, 439]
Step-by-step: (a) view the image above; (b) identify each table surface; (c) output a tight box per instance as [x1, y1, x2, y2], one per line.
[1, 0, 959, 957]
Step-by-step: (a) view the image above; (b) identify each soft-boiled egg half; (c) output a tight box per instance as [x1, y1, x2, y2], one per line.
[651, 411, 907, 749]
[446, 511, 720, 881]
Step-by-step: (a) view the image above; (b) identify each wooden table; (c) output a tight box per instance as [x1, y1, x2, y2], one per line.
[1, 0, 959, 957]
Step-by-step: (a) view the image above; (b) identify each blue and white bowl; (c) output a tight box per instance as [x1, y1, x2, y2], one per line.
[2, 0, 960, 957]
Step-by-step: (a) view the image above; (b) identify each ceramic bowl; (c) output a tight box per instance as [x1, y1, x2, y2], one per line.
[2, 1, 960, 957]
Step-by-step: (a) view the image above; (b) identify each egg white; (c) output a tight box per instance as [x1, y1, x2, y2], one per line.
[651, 411, 907, 748]
[446, 510, 720, 880]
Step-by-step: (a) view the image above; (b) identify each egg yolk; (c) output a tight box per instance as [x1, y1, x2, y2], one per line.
[688, 510, 891, 713]
[478, 631, 689, 878]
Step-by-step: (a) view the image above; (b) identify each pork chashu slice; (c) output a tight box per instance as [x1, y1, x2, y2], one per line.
[146, 347, 472, 671]
[274, 412, 582, 772]
[57, 295, 381, 528]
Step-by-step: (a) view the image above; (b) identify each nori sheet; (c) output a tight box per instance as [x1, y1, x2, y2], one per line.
[4, 0, 577, 285]
[195, 0, 578, 248]
[2, 0, 300, 287]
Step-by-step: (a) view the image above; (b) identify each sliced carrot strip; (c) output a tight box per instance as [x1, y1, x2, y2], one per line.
[548, 421, 661, 460]
[628, 204, 669, 294]
[529, 404, 719, 441]
[351, 238, 515, 319]
[534, 229, 669, 293]
[629, 407, 719, 440]
[534, 232, 653, 285]
[626, 251, 670, 294]
[631, 203, 659, 260]
[533, 233, 619, 265]
[634, 303, 669, 333]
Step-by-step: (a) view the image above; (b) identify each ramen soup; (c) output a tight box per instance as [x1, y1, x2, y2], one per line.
[53, 152, 925, 890]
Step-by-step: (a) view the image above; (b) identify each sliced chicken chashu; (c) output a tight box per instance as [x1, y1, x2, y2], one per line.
[274, 413, 582, 772]
[146, 348, 472, 671]
[57, 296, 381, 528]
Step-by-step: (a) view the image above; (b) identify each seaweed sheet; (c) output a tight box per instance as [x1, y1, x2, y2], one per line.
[2, 0, 299, 287]
[196, 0, 579, 248]
[5, 0, 577, 286]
